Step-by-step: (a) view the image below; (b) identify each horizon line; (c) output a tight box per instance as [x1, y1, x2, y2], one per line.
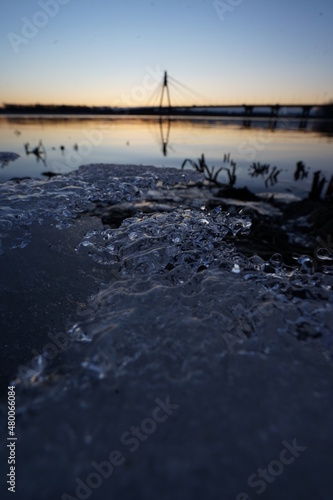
[1, 102, 332, 109]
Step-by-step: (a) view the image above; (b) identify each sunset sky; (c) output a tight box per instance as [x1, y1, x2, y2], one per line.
[0, 0, 332, 107]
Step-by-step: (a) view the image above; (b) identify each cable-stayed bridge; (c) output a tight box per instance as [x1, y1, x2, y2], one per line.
[139, 71, 326, 119]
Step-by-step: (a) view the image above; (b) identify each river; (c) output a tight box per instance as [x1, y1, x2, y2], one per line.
[1, 115, 332, 197]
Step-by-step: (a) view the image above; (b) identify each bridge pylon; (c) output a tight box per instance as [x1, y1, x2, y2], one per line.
[160, 71, 171, 109]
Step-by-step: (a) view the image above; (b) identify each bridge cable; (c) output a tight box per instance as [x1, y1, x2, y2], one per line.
[168, 75, 208, 103]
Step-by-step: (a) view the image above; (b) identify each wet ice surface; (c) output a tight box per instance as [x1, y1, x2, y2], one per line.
[0, 164, 203, 252]
[0, 164, 333, 499]
[0, 151, 20, 164]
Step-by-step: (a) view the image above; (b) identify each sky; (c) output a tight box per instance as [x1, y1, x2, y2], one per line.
[0, 0, 332, 107]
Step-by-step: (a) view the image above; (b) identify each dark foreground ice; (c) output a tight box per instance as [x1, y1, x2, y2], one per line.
[0, 164, 332, 500]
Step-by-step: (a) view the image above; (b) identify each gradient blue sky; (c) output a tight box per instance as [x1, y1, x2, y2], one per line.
[1, 0, 332, 106]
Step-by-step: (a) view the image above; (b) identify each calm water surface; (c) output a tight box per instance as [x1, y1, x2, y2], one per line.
[0, 115, 332, 196]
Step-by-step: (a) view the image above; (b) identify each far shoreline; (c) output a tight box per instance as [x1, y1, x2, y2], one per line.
[1, 103, 333, 120]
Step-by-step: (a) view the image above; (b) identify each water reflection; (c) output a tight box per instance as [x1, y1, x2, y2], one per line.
[248, 163, 281, 187]
[182, 154, 283, 189]
[0, 116, 332, 194]
[294, 161, 309, 181]
[24, 140, 47, 167]
[159, 117, 171, 156]
[264, 166, 281, 187]
[182, 151, 333, 201]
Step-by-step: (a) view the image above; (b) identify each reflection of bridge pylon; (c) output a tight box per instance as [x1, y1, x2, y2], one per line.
[159, 71, 171, 109]
[159, 116, 171, 156]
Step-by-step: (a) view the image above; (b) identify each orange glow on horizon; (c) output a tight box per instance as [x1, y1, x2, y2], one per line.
[1, 84, 330, 108]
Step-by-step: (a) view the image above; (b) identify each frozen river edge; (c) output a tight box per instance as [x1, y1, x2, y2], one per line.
[0, 164, 332, 500]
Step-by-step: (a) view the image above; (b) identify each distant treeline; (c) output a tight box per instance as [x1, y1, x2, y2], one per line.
[0, 104, 124, 115]
[1, 103, 333, 118]
[0, 103, 182, 116]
